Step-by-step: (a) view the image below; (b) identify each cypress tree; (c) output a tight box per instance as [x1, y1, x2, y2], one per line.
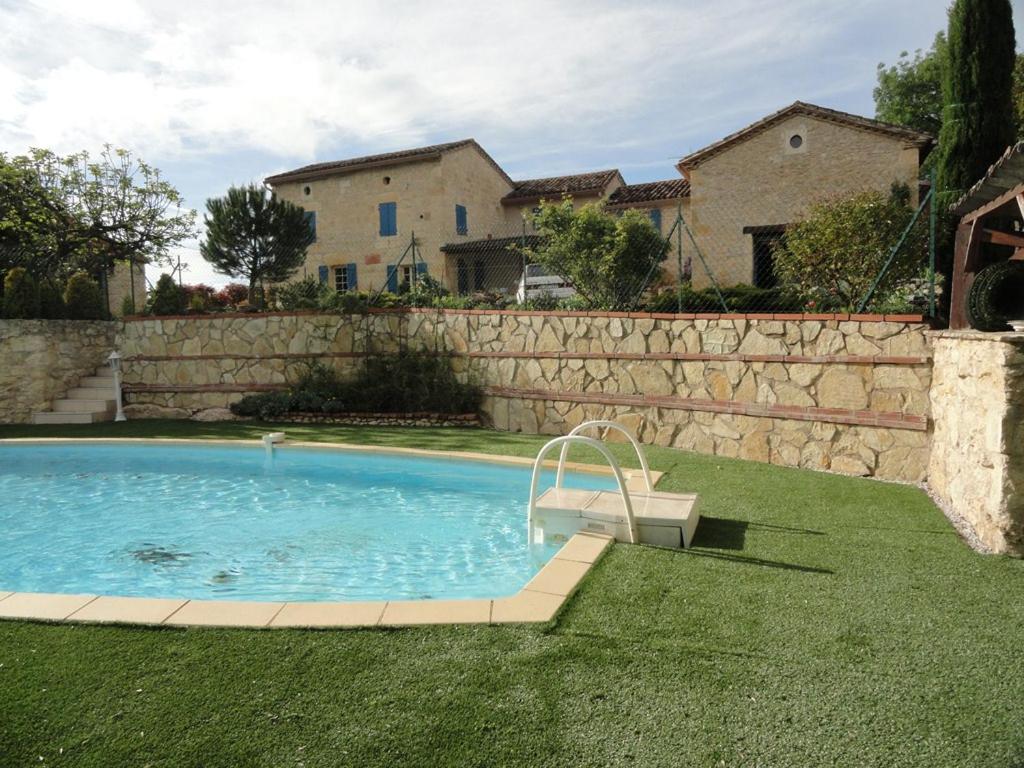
[935, 0, 1017, 202]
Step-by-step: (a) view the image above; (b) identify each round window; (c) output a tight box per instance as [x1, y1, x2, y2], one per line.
[303, 185, 312, 196]
[789, 134, 804, 149]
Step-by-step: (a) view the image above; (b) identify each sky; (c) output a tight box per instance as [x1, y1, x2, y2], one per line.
[0, 0, 1018, 286]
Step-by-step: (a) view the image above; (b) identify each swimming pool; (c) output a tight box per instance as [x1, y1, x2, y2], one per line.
[0, 441, 616, 603]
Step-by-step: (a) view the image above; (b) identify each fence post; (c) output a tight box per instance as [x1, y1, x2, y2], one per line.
[856, 185, 934, 313]
[928, 167, 937, 318]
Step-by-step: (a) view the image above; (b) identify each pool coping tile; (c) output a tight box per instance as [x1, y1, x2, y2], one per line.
[163, 600, 285, 628]
[379, 599, 492, 626]
[551, 531, 615, 564]
[522, 558, 594, 597]
[271, 601, 387, 628]
[0, 593, 98, 621]
[67, 596, 188, 625]
[490, 590, 566, 623]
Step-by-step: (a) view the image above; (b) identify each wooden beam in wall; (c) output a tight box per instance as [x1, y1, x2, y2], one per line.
[950, 219, 982, 329]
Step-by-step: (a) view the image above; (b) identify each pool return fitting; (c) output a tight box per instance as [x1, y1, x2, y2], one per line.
[527, 420, 701, 549]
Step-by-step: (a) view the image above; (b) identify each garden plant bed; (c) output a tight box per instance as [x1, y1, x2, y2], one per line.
[259, 411, 481, 428]
[0, 420, 1021, 766]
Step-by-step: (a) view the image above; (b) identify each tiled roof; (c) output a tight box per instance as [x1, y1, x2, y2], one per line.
[677, 102, 934, 171]
[441, 235, 545, 256]
[951, 141, 1024, 217]
[607, 179, 690, 206]
[264, 139, 512, 185]
[502, 169, 622, 204]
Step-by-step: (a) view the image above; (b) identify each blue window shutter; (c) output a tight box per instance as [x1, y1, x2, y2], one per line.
[317, 265, 328, 284]
[386, 265, 398, 292]
[379, 202, 397, 236]
[304, 211, 317, 242]
[416, 262, 428, 276]
[346, 262, 357, 290]
[455, 204, 467, 235]
[649, 208, 662, 232]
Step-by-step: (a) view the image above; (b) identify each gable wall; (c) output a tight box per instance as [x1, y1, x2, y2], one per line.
[687, 115, 922, 289]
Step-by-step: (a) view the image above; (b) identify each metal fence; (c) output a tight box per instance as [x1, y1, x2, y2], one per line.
[361, 176, 939, 316]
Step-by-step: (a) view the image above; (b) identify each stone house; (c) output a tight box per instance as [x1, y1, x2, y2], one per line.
[676, 102, 932, 289]
[265, 102, 931, 295]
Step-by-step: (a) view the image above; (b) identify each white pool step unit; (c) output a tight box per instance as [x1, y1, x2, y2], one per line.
[31, 365, 117, 425]
[528, 420, 700, 549]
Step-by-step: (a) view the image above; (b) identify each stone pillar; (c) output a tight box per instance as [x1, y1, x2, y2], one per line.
[928, 330, 1024, 554]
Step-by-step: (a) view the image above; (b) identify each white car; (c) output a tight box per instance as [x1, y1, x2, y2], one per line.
[516, 263, 576, 303]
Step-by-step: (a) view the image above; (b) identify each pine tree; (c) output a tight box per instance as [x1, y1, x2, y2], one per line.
[935, 0, 1017, 202]
[200, 184, 314, 307]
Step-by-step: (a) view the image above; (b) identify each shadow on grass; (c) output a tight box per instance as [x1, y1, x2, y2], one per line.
[681, 549, 834, 575]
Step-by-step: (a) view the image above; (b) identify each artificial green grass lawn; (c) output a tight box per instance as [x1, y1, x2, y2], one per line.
[0, 422, 1022, 767]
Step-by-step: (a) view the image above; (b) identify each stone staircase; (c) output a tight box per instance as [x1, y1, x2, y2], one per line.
[32, 365, 117, 425]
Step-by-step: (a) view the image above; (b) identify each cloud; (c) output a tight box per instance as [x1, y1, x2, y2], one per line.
[1, 0, 866, 161]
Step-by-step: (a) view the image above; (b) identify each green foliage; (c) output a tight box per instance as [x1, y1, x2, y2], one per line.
[39, 281, 66, 319]
[200, 184, 314, 307]
[1, 267, 40, 318]
[188, 292, 207, 314]
[523, 200, 669, 310]
[230, 352, 482, 418]
[120, 295, 136, 317]
[774, 189, 927, 312]
[0, 147, 194, 284]
[646, 284, 803, 313]
[935, 0, 1017, 204]
[276, 275, 332, 310]
[63, 271, 104, 320]
[148, 273, 185, 316]
[874, 32, 948, 136]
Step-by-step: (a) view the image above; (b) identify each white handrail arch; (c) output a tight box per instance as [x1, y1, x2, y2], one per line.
[527, 435, 639, 544]
[555, 420, 653, 492]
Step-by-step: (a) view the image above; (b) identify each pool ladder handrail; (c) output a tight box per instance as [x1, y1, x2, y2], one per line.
[554, 420, 654, 493]
[527, 434, 639, 544]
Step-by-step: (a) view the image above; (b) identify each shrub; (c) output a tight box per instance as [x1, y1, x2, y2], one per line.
[211, 283, 249, 309]
[39, 281, 66, 319]
[188, 292, 207, 313]
[120, 295, 136, 317]
[63, 272, 104, 319]
[147, 273, 185, 315]
[645, 284, 803, 313]
[524, 200, 669, 310]
[774, 189, 927, 312]
[2, 268, 40, 318]
[277, 275, 331, 310]
[228, 391, 291, 419]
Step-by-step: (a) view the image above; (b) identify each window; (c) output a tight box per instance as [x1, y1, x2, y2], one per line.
[745, 225, 786, 289]
[386, 262, 426, 293]
[304, 211, 317, 242]
[649, 208, 662, 232]
[400, 264, 413, 286]
[379, 202, 397, 236]
[789, 134, 804, 149]
[455, 204, 468, 235]
[333, 263, 357, 292]
[303, 185, 312, 196]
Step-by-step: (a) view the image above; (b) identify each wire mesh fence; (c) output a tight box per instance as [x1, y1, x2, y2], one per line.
[286, 175, 939, 316]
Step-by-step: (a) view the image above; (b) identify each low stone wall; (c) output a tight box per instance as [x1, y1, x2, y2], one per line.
[928, 330, 1024, 555]
[0, 320, 117, 423]
[118, 309, 933, 481]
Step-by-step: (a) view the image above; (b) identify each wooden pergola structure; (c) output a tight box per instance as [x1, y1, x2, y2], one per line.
[950, 142, 1024, 329]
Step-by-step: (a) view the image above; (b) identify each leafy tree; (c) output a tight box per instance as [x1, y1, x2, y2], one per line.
[39, 281, 66, 319]
[200, 184, 314, 307]
[2, 267, 40, 318]
[63, 272, 104, 320]
[147, 273, 186, 316]
[875, 33, 948, 136]
[0, 147, 195, 286]
[522, 200, 669, 310]
[774, 189, 928, 311]
[935, 0, 1017, 203]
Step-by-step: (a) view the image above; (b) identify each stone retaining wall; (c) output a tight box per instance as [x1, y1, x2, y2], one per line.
[118, 309, 933, 481]
[0, 320, 117, 423]
[928, 330, 1024, 555]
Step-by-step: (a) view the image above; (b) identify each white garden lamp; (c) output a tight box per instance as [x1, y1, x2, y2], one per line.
[106, 350, 127, 422]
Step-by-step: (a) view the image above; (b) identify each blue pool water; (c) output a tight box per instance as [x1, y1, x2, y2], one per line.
[0, 442, 615, 602]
